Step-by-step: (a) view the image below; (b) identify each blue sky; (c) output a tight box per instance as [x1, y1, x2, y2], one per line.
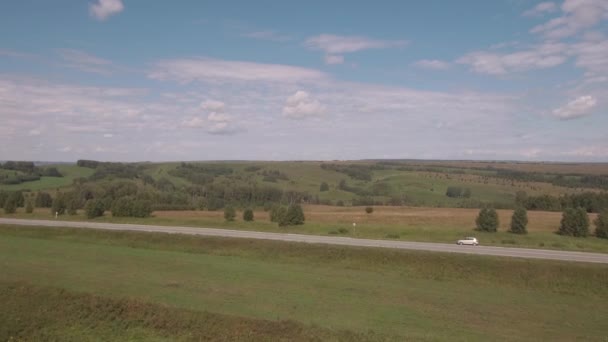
[1, 0, 607, 162]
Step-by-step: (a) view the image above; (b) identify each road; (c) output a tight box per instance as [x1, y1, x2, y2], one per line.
[1, 218, 608, 264]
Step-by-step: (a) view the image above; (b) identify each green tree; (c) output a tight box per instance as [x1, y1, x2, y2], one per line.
[3, 196, 17, 214]
[25, 200, 34, 214]
[224, 206, 236, 221]
[319, 182, 329, 192]
[476, 207, 499, 232]
[595, 211, 608, 239]
[51, 195, 66, 216]
[67, 199, 78, 215]
[35, 192, 53, 208]
[365, 206, 374, 214]
[279, 204, 305, 227]
[270, 205, 287, 222]
[85, 199, 105, 219]
[111, 197, 133, 217]
[243, 208, 254, 221]
[132, 200, 153, 218]
[509, 207, 528, 234]
[558, 207, 589, 237]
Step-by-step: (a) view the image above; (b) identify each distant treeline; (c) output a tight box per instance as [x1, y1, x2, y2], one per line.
[518, 191, 608, 213]
[0, 161, 62, 185]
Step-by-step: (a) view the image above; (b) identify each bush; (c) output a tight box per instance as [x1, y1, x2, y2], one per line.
[67, 199, 78, 215]
[365, 206, 374, 214]
[243, 208, 254, 222]
[594, 210, 608, 239]
[25, 200, 34, 214]
[111, 197, 152, 218]
[224, 206, 236, 221]
[279, 204, 305, 227]
[85, 199, 105, 219]
[3, 197, 17, 214]
[35, 192, 53, 208]
[476, 207, 499, 232]
[319, 182, 329, 192]
[509, 207, 528, 234]
[270, 205, 286, 222]
[558, 207, 589, 237]
[51, 195, 66, 216]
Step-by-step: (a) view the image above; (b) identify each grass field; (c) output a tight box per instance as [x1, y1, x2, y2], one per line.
[1, 160, 596, 208]
[3, 205, 607, 253]
[1, 225, 607, 341]
[0, 164, 94, 191]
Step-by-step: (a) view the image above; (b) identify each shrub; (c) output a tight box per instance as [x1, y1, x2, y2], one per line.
[279, 204, 305, 227]
[3, 197, 17, 214]
[365, 206, 374, 214]
[132, 200, 153, 218]
[558, 207, 589, 237]
[111, 197, 133, 217]
[67, 199, 78, 215]
[51, 195, 66, 216]
[85, 199, 105, 219]
[35, 192, 53, 208]
[336, 200, 345, 207]
[476, 207, 499, 232]
[593, 210, 608, 239]
[224, 206, 236, 221]
[509, 207, 528, 234]
[319, 182, 329, 192]
[243, 208, 254, 222]
[337, 228, 349, 234]
[270, 205, 287, 222]
[25, 200, 34, 214]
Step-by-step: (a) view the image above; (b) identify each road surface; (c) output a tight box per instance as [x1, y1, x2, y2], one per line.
[1, 218, 607, 264]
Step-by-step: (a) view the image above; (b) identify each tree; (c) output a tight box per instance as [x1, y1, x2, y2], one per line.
[509, 207, 528, 234]
[35, 192, 53, 208]
[243, 208, 254, 221]
[558, 207, 589, 237]
[595, 211, 608, 239]
[111, 197, 133, 217]
[365, 206, 374, 214]
[131, 200, 153, 218]
[270, 205, 287, 222]
[25, 200, 34, 214]
[51, 195, 66, 216]
[3, 196, 17, 214]
[224, 206, 236, 221]
[279, 204, 305, 227]
[476, 207, 499, 232]
[319, 182, 329, 192]
[85, 199, 105, 219]
[67, 198, 78, 215]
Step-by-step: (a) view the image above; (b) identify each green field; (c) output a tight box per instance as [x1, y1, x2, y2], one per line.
[1, 225, 607, 341]
[4, 206, 608, 253]
[0, 160, 595, 208]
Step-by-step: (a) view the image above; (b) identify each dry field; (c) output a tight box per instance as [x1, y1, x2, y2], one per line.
[155, 205, 591, 233]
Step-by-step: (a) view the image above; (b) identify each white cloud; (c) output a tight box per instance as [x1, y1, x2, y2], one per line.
[181, 117, 206, 128]
[324, 55, 345, 65]
[282, 91, 325, 119]
[413, 59, 450, 70]
[552, 95, 597, 119]
[90, 0, 124, 21]
[305, 34, 407, 54]
[305, 34, 407, 63]
[242, 30, 291, 42]
[200, 100, 225, 112]
[28, 129, 41, 136]
[149, 57, 327, 83]
[457, 42, 567, 75]
[530, 0, 608, 39]
[523, 2, 558, 17]
[56, 49, 113, 75]
[103, 133, 113, 138]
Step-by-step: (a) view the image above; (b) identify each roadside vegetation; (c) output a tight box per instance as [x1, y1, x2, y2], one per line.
[1, 225, 607, 341]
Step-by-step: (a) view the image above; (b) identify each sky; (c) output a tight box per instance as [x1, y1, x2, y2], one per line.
[0, 0, 607, 162]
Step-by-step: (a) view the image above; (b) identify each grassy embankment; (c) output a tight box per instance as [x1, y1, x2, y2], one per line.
[3, 205, 607, 253]
[1, 225, 607, 341]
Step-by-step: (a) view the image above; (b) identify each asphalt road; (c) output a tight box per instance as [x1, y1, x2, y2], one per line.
[1, 218, 608, 264]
